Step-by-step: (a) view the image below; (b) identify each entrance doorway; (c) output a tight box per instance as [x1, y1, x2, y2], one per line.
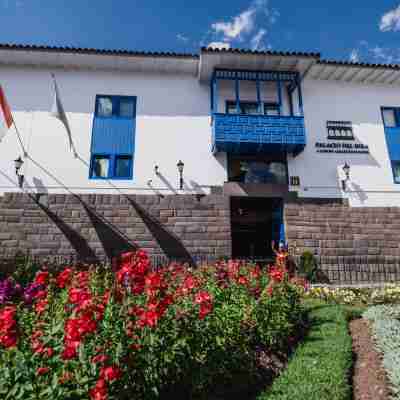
[230, 197, 284, 260]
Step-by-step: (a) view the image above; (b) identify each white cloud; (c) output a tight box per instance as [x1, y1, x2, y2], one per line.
[349, 41, 400, 64]
[380, 4, 400, 32]
[176, 33, 189, 43]
[206, 0, 278, 49]
[207, 42, 231, 49]
[212, 9, 256, 41]
[349, 49, 360, 62]
[370, 46, 395, 63]
[250, 28, 267, 50]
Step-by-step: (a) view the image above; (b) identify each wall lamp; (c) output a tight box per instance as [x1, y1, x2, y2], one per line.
[154, 165, 160, 176]
[14, 156, 24, 188]
[177, 160, 184, 190]
[341, 162, 350, 191]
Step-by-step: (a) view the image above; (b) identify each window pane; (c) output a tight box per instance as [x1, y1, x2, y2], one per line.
[241, 102, 259, 115]
[264, 104, 280, 116]
[393, 163, 400, 184]
[92, 156, 109, 178]
[383, 109, 397, 127]
[227, 102, 238, 114]
[97, 97, 113, 117]
[115, 156, 132, 178]
[119, 99, 134, 118]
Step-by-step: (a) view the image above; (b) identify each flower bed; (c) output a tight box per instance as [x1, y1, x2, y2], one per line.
[363, 305, 400, 398]
[304, 284, 400, 306]
[0, 250, 305, 400]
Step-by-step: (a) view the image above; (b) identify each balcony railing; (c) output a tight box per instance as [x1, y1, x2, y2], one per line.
[212, 113, 306, 155]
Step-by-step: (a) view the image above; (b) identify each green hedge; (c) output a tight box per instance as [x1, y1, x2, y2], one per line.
[257, 301, 353, 400]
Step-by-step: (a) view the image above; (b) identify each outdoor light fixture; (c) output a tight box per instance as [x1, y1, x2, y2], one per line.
[177, 160, 184, 190]
[14, 156, 24, 188]
[341, 162, 350, 191]
[154, 165, 160, 176]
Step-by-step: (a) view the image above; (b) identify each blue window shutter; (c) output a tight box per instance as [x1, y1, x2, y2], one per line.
[90, 96, 136, 180]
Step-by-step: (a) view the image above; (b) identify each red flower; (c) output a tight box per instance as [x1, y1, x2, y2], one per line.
[44, 347, 54, 358]
[0, 306, 18, 348]
[61, 342, 79, 360]
[56, 268, 73, 288]
[35, 299, 48, 314]
[194, 291, 212, 304]
[89, 379, 108, 400]
[37, 367, 50, 376]
[250, 266, 261, 279]
[237, 275, 249, 286]
[35, 271, 49, 286]
[199, 302, 213, 320]
[92, 354, 108, 364]
[0, 306, 17, 331]
[33, 290, 48, 300]
[68, 288, 91, 306]
[183, 276, 197, 291]
[0, 333, 17, 348]
[128, 305, 145, 317]
[100, 365, 122, 382]
[269, 268, 285, 283]
[137, 310, 159, 328]
[75, 271, 90, 288]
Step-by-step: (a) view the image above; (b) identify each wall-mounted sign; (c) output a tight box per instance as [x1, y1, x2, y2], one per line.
[290, 176, 300, 186]
[327, 121, 354, 140]
[315, 142, 369, 154]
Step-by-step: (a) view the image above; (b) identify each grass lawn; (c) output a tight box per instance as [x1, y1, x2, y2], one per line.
[256, 300, 358, 400]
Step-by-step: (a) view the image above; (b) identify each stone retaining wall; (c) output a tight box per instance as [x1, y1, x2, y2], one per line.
[0, 193, 231, 261]
[285, 198, 400, 259]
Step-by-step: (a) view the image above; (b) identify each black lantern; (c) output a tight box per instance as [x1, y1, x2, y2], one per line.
[342, 162, 350, 180]
[177, 160, 184, 190]
[13, 156, 24, 188]
[14, 156, 23, 174]
[341, 162, 350, 191]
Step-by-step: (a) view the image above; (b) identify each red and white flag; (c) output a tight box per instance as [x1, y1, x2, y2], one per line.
[0, 85, 13, 142]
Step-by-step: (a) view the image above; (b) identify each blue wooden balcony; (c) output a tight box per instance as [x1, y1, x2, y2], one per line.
[212, 113, 306, 155]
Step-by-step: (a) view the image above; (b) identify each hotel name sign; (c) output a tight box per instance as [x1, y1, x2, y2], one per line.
[315, 120, 370, 154]
[315, 142, 370, 154]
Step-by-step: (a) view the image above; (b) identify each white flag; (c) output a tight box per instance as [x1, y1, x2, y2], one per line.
[51, 74, 75, 153]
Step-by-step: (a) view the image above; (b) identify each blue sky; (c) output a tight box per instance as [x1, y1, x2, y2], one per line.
[2, 0, 400, 63]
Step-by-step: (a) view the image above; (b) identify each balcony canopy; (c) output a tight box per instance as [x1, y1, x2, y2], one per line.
[199, 47, 319, 82]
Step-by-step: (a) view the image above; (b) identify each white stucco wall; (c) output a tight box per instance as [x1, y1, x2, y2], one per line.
[0, 66, 227, 195]
[2, 61, 400, 207]
[291, 78, 400, 207]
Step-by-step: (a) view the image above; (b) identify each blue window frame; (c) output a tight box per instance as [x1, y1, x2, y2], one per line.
[382, 107, 400, 128]
[225, 100, 280, 115]
[90, 95, 136, 180]
[392, 161, 400, 184]
[381, 107, 400, 184]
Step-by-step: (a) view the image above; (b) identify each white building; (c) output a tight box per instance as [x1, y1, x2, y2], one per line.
[1, 44, 400, 261]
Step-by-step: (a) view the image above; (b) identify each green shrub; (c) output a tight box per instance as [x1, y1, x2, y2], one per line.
[297, 251, 318, 282]
[257, 301, 352, 400]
